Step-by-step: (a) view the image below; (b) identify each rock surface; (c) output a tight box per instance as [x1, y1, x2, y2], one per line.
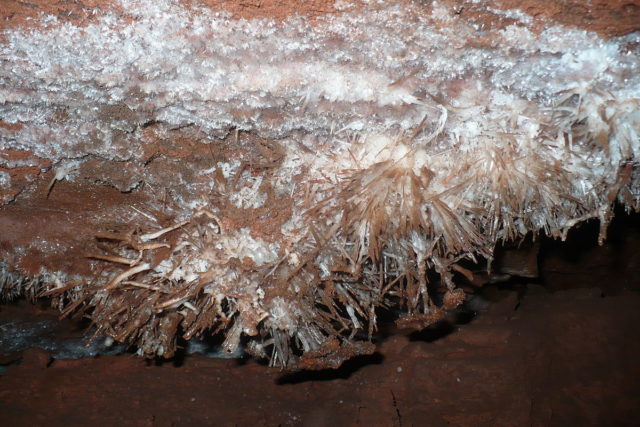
[1, 286, 639, 426]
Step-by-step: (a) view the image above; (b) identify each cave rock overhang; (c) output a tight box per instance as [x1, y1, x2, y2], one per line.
[0, 0, 639, 368]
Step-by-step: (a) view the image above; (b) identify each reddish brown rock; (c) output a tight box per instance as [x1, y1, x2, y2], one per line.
[1, 287, 638, 425]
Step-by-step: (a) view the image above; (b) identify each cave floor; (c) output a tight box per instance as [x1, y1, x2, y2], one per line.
[1, 284, 639, 426]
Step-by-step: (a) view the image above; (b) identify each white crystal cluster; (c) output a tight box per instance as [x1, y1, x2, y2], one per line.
[1, 0, 638, 366]
[1, 0, 635, 164]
